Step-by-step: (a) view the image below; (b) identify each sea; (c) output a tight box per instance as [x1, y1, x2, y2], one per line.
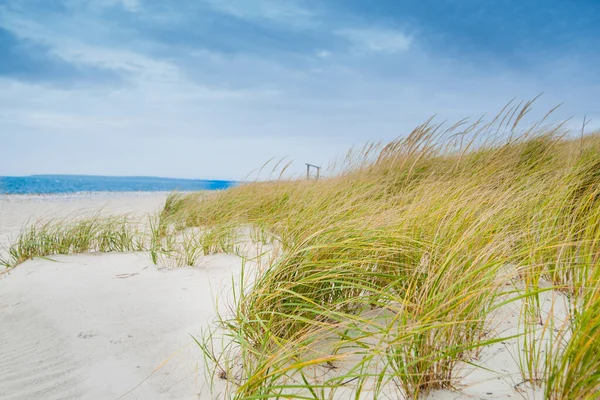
[0, 175, 237, 195]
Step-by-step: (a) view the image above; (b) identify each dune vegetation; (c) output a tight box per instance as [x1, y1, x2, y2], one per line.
[0, 215, 145, 267]
[3, 102, 600, 398]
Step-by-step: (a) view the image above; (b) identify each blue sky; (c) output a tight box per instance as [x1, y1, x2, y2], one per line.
[1, 0, 599, 179]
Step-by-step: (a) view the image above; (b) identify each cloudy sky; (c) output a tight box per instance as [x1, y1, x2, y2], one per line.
[1, 0, 599, 180]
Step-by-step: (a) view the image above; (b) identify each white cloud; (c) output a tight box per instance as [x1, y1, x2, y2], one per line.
[203, 0, 315, 27]
[336, 28, 412, 53]
[74, 0, 142, 12]
[55, 43, 178, 79]
[119, 0, 141, 12]
[0, 11, 175, 79]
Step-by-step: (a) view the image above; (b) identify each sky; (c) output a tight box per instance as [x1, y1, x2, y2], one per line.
[1, 0, 599, 180]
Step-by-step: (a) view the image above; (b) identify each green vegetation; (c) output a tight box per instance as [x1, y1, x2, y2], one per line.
[159, 103, 600, 399]
[0, 215, 145, 268]
[3, 102, 600, 398]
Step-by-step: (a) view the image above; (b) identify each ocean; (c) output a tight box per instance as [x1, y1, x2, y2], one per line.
[0, 175, 237, 195]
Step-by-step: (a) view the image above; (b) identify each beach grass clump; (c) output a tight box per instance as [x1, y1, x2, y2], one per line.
[545, 282, 600, 399]
[149, 209, 241, 267]
[0, 215, 146, 268]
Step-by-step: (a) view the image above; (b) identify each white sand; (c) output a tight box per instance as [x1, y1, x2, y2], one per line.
[0, 193, 236, 399]
[0, 192, 566, 399]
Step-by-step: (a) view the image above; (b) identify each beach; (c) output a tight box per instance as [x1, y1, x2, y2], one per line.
[0, 193, 237, 399]
[2, 0, 597, 397]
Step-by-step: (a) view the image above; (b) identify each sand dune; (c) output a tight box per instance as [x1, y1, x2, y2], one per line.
[0, 193, 565, 399]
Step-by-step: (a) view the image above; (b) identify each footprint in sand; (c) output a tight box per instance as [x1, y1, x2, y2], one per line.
[77, 331, 97, 339]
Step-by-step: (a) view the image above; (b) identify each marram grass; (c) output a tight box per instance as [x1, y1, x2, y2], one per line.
[166, 103, 600, 399]
[4, 102, 600, 399]
[0, 215, 146, 268]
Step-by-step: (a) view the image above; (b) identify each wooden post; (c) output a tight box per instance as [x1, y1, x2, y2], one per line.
[305, 163, 321, 180]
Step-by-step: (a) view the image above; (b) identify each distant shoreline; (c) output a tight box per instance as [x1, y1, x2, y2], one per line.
[0, 191, 183, 200]
[0, 174, 237, 195]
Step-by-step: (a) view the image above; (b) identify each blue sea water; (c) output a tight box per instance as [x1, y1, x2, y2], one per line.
[0, 175, 236, 195]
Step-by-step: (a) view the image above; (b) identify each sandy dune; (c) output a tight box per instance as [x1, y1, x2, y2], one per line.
[0, 193, 562, 399]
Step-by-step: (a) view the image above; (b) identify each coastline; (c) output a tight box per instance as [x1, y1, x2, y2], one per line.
[0, 175, 236, 196]
[0, 190, 191, 200]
